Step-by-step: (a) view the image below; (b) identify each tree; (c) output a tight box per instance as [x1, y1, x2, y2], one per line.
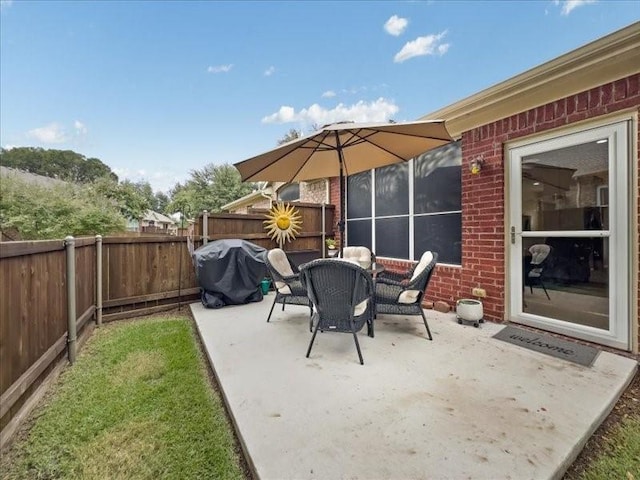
[91, 178, 151, 220]
[278, 128, 302, 145]
[166, 163, 254, 215]
[0, 147, 117, 183]
[154, 191, 170, 212]
[0, 174, 126, 240]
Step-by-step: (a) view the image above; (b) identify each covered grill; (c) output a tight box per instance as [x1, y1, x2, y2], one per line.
[193, 239, 267, 308]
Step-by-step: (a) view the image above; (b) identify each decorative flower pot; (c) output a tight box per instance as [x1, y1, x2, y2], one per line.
[456, 299, 484, 327]
[327, 249, 338, 258]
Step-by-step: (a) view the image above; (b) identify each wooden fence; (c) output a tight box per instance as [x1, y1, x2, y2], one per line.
[0, 201, 335, 445]
[0, 235, 199, 444]
[195, 202, 335, 257]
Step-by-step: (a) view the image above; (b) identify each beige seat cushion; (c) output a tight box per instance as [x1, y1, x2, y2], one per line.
[342, 246, 372, 269]
[268, 248, 295, 294]
[398, 251, 434, 304]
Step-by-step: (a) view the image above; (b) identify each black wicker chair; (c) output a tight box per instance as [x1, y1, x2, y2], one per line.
[300, 259, 374, 365]
[375, 251, 438, 340]
[264, 248, 313, 330]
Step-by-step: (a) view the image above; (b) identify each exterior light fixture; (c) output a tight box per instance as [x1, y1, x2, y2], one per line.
[470, 156, 484, 175]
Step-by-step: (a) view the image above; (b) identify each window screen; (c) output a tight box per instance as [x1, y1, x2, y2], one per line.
[346, 219, 372, 251]
[414, 141, 461, 214]
[375, 162, 409, 217]
[414, 213, 462, 265]
[375, 217, 409, 259]
[347, 171, 371, 219]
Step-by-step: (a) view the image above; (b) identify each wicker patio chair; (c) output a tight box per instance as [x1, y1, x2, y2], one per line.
[300, 259, 374, 365]
[374, 251, 438, 340]
[264, 248, 313, 330]
[526, 244, 551, 300]
[341, 246, 376, 269]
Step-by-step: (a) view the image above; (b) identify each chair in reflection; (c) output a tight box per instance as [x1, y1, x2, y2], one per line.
[341, 246, 375, 269]
[526, 244, 551, 300]
[264, 248, 313, 329]
[374, 251, 438, 340]
[300, 259, 374, 365]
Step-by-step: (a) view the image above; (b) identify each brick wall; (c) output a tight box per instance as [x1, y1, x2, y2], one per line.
[461, 74, 639, 322]
[300, 180, 327, 204]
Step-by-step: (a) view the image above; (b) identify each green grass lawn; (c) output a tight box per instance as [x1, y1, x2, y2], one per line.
[580, 415, 640, 480]
[2, 316, 246, 480]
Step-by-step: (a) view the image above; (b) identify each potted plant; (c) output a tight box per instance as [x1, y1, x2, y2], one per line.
[326, 238, 338, 257]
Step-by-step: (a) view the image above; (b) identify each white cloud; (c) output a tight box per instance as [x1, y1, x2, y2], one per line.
[261, 97, 399, 125]
[554, 0, 596, 15]
[384, 15, 408, 36]
[264, 66, 275, 76]
[2, 144, 18, 150]
[207, 64, 233, 73]
[393, 31, 449, 63]
[112, 167, 186, 193]
[321, 90, 336, 98]
[0, 0, 13, 12]
[27, 123, 68, 144]
[74, 120, 87, 135]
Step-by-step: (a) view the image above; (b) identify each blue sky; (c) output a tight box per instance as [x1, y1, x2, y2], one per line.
[1, 0, 638, 192]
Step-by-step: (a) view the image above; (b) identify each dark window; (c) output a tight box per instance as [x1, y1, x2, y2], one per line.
[347, 171, 371, 218]
[375, 217, 409, 259]
[345, 140, 462, 264]
[414, 213, 462, 265]
[375, 162, 409, 217]
[346, 219, 372, 251]
[278, 183, 300, 202]
[414, 141, 461, 214]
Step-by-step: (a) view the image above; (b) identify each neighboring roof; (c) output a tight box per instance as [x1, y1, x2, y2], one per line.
[420, 22, 640, 138]
[142, 210, 176, 224]
[0, 166, 67, 187]
[221, 186, 274, 211]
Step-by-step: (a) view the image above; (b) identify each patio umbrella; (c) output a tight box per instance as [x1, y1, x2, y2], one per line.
[234, 120, 453, 256]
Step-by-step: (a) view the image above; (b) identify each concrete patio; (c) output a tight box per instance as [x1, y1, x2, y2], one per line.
[191, 295, 637, 480]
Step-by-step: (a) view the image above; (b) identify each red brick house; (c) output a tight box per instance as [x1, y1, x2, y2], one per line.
[332, 22, 639, 352]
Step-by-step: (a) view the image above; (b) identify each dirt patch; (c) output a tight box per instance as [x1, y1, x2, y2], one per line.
[111, 351, 166, 386]
[75, 420, 163, 480]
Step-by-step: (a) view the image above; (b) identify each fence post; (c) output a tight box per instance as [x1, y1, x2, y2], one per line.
[64, 236, 77, 364]
[321, 203, 326, 258]
[202, 210, 209, 245]
[96, 234, 103, 327]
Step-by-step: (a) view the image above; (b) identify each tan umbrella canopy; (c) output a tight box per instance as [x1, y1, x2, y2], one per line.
[234, 120, 453, 255]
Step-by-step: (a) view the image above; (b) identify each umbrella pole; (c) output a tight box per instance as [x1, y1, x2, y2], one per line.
[336, 133, 346, 258]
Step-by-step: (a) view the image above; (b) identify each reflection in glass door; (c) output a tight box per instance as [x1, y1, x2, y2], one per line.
[509, 122, 629, 349]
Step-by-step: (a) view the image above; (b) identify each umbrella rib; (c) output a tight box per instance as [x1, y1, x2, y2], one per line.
[240, 135, 326, 180]
[287, 131, 330, 182]
[350, 128, 451, 161]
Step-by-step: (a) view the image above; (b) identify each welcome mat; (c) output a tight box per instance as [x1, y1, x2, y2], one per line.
[493, 326, 599, 367]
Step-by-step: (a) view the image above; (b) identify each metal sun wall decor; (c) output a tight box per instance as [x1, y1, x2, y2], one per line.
[264, 202, 302, 249]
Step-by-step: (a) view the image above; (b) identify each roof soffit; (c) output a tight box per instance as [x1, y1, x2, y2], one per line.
[420, 22, 640, 138]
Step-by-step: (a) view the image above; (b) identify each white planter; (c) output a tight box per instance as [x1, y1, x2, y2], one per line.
[456, 299, 484, 327]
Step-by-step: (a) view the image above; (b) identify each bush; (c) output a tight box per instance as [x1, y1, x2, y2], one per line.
[0, 174, 127, 239]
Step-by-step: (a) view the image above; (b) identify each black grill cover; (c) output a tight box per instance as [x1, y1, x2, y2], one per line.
[193, 239, 267, 308]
